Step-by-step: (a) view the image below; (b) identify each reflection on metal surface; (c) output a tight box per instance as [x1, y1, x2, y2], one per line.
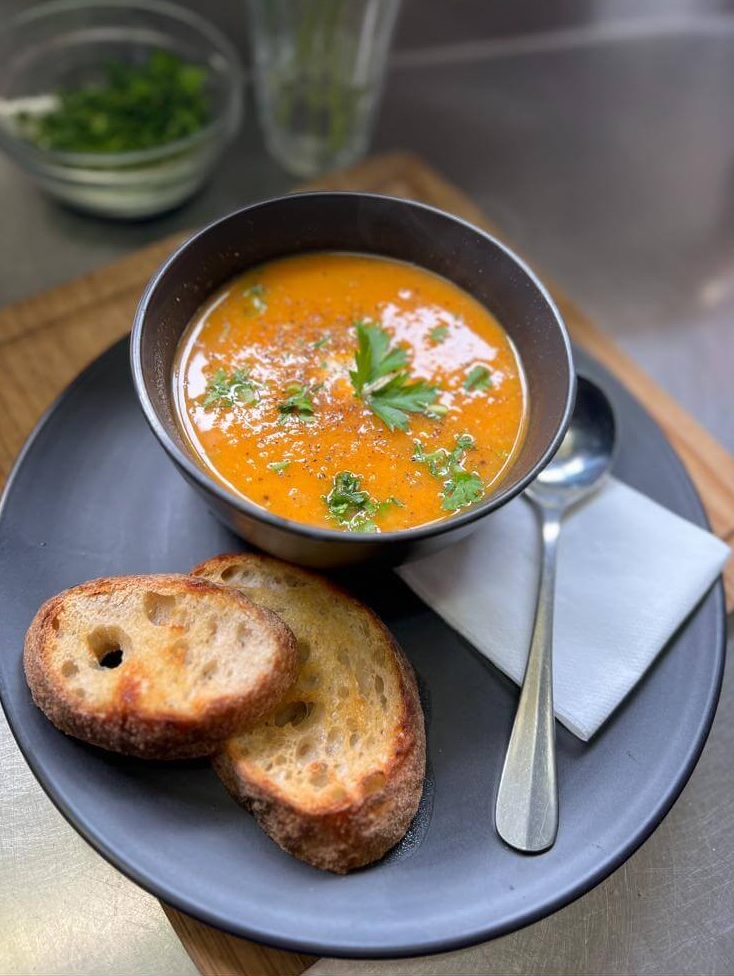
[0, 711, 198, 976]
[392, 15, 734, 69]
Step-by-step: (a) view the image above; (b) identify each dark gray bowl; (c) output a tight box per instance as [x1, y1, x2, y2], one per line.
[130, 192, 575, 567]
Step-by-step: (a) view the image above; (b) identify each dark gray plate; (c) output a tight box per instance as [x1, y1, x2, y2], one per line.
[0, 340, 725, 959]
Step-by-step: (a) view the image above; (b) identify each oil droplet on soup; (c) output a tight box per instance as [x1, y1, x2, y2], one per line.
[173, 253, 527, 533]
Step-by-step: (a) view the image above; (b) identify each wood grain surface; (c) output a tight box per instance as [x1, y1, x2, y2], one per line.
[1, 151, 732, 976]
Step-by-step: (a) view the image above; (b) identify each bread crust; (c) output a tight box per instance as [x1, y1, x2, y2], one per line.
[24, 574, 298, 760]
[193, 554, 426, 873]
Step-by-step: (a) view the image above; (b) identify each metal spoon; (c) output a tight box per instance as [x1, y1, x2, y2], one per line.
[495, 375, 617, 853]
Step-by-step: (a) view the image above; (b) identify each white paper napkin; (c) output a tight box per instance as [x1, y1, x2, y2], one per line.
[397, 477, 730, 740]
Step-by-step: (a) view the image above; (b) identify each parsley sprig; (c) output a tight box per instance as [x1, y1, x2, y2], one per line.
[413, 433, 485, 511]
[441, 470, 485, 510]
[349, 322, 439, 432]
[324, 471, 403, 532]
[464, 364, 493, 392]
[202, 367, 259, 409]
[429, 324, 449, 344]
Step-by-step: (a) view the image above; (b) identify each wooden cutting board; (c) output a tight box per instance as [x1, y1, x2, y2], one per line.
[1, 151, 732, 976]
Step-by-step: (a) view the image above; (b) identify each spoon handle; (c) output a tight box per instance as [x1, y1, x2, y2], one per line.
[495, 509, 560, 853]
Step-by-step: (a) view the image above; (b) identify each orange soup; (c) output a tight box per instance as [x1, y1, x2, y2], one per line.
[173, 253, 527, 532]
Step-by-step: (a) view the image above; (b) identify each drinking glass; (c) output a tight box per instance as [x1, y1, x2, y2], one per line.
[246, 0, 402, 177]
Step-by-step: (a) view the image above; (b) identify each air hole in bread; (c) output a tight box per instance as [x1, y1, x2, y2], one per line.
[51, 616, 61, 633]
[88, 626, 128, 668]
[99, 649, 123, 669]
[220, 565, 241, 582]
[355, 665, 371, 697]
[144, 592, 177, 626]
[380, 694, 388, 710]
[328, 785, 347, 803]
[309, 763, 329, 788]
[61, 660, 78, 677]
[206, 617, 218, 639]
[274, 700, 311, 727]
[337, 648, 350, 667]
[297, 740, 314, 763]
[374, 675, 384, 695]
[362, 771, 386, 795]
[349, 732, 360, 748]
[74, 687, 85, 698]
[337, 685, 349, 698]
[297, 640, 311, 664]
[200, 660, 218, 680]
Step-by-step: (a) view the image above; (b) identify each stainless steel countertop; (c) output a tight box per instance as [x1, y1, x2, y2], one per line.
[1, 7, 733, 975]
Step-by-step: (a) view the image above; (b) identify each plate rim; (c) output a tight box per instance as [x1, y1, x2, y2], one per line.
[0, 337, 727, 959]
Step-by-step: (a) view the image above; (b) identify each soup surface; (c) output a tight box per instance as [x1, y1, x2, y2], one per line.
[174, 253, 527, 532]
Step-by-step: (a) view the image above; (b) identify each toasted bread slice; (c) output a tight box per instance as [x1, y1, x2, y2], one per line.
[192, 553, 426, 874]
[24, 574, 298, 760]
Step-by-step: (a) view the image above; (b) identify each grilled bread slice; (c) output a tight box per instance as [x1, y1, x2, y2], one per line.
[24, 574, 298, 760]
[192, 553, 426, 874]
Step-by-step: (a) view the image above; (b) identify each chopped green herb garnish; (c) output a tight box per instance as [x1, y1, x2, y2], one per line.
[349, 321, 439, 432]
[323, 471, 403, 532]
[412, 443, 451, 479]
[278, 383, 318, 421]
[441, 470, 485, 510]
[413, 433, 485, 511]
[312, 333, 331, 349]
[326, 471, 370, 515]
[267, 461, 290, 474]
[413, 433, 475, 478]
[243, 283, 267, 315]
[464, 364, 494, 392]
[202, 367, 259, 409]
[17, 51, 209, 153]
[429, 325, 449, 344]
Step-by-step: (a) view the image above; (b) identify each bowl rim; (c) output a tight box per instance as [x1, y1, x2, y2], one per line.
[130, 191, 577, 547]
[0, 0, 243, 169]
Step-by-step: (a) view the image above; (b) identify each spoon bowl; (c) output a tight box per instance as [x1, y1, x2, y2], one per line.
[495, 375, 617, 853]
[526, 378, 617, 505]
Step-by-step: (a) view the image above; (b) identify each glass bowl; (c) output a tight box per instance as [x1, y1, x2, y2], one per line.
[0, 0, 244, 219]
